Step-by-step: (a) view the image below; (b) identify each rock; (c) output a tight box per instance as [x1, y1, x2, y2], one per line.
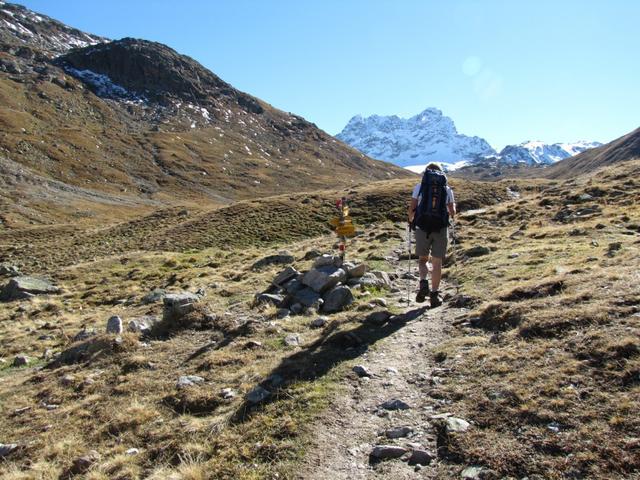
[106, 316, 123, 334]
[272, 266, 299, 286]
[284, 334, 301, 346]
[370, 445, 408, 460]
[254, 293, 285, 308]
[322, 285, 354, 313]
[352, 365, 373, 377]
[386, 367, 398, 375]
[359, 272, 386, 289]
[1, 276, 61, 301]
[312, 254, 342, 268]
[70, 450, 101, 475]
[0, 443, 18, 458]
[371, 271, 392, 288]
[380, 399, 411, 410]
[0, 264, 20, 276]
[284, 278, 303, 294]
[385, 426, 413, 439]
[61, 375, 75, 386]
[303, 249, 322, 260]
[371, 297, 388, 307]
[163, 292, 200, 323]
[246, 386, 271, 404]
[220, 388, 236, 400]
[291, 287, 322, 308]
[409, 449, 433, 466]
[347, 263, 367, 278]
[461, 466, 496, 479]
[310, 316, 328, 328]
[176, 375, 205, 389]
[302, 266, 347, 293]
[12, 355, 29, 367]
[608, 242, 622, 252]
[276, 308, 290, 319]
[508, 253, 520, 259]
[127, 316, 156, 334]
[125, 448, 139, 456]
[365, 310, 391, 325]
[244, 340, 262, 349]
[73, 328, 96, 342]
[290, 303, 303, 314]
[141, 288, 166, 304]
[464, 246, 491, 257]
[447, 417, 471, 433]
[251, 252, 295, 270]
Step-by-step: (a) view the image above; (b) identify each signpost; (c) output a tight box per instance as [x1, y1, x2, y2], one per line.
[333, 197, 356, 261]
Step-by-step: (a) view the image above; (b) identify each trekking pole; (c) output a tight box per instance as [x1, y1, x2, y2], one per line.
[406, 223, 412, 304]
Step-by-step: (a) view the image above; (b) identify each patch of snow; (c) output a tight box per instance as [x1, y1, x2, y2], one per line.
[64, 67, 145, 103]
[405, 159, 469, 174]
[3, 18, 33, 36]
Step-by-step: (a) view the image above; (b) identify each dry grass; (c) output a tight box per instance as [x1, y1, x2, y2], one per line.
[432, 160, 640, 479]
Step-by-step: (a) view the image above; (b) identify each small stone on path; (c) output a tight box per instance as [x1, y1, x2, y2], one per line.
[370, 445, 408, 460]
[352, 365, 373, 377]
[380, 398, 411, 410]
[106, 316, 123, 334]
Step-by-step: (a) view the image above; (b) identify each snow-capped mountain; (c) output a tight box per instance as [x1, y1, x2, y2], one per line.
[336, 108, 496, 168]
[496, 140, 603, 165]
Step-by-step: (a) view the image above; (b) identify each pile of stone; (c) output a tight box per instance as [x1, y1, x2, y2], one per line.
[254, 253, 391, 315]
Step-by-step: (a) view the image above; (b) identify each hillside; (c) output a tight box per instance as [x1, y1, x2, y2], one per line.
[0, 3, 410, 228]
[543, 127, 640, 179]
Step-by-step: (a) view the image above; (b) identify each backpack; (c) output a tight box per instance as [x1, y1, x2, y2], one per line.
[413, 169, 449, 233]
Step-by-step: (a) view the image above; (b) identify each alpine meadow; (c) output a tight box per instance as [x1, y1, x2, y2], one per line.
[0, 2, 638, 480]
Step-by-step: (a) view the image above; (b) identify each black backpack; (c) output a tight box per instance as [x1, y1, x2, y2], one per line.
[414, 169, 449, 233]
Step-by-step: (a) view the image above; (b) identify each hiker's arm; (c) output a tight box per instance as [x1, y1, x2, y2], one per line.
[408, 198, 418, 223]
[448, 202, 456, 220]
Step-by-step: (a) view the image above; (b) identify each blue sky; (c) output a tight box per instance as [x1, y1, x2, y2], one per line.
[18, 0, 640, 149]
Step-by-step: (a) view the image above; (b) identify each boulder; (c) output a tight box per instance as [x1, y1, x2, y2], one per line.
[272, 266, 299, 286]
[310, 316, 328, 328]
[254, 293, 285, 308]
[163, 292, 200, 323]
[371, 271, 392, 288]
[12, 355, 29, 367]
[347, 263, 367, 278]
[127, 316, 156, 334]
[106, 316, 123, 334]
[1, 276, 61, 301]
[140, 288, 166, 304]
[246, 386, 271, 404]
[0, 264, 20, 276]
[380, 398, 411, 410]
[464, 246, 491, 257]
[322, 286, 354, 313]
[302, 266, 347, 293]
[446, 417, 471, 433]
[312, 254, 342, 268]
[283, 278, 303, 294]
[291, 287, 322, 308]
[353, 365, 373, 377]
[251, 251, 295, 270]
[359, 273, 386, 289]
[365, 310, 392, 325]
[284, 334, 300, 346]
[0, 443, 18, 458]
[370, 445, 408, 460]
[176, 375, 205, 389]
[409, 449, 433, 466]
[385, 426, 413, 439]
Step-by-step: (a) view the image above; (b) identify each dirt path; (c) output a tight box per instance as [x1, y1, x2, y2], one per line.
[299, 248, 465, 479]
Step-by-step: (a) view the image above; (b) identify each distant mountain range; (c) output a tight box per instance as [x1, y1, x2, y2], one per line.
[336, 109, 602, 171]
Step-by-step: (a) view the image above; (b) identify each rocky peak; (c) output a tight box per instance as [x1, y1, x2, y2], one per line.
[0, 2, 105, 56]
[56, 37, 265, 116]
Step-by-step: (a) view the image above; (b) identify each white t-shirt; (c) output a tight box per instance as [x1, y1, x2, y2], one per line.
[412, 183, 455, 205]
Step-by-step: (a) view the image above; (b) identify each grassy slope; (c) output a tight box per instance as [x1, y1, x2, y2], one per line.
[0, 178, 507, 479]
[433, 160, 640, 479]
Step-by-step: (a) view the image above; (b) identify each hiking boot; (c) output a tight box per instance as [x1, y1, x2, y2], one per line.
[416, 279, 429, 303]
[430, 291, 442, 308]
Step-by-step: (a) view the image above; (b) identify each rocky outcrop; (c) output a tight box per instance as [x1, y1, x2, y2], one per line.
[0, 276, 61, 301]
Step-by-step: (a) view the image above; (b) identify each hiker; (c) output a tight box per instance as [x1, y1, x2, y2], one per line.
[408, 162, 456, 307]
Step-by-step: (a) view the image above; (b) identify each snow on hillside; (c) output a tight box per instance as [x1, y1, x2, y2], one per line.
[497, 140, 603, 165]
[336, 108, 496, 167]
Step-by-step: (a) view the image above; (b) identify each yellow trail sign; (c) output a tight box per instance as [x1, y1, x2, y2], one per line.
[336, 224, 356, 237]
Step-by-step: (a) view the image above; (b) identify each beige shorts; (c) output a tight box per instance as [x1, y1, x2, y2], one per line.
[414, 227, 448, 259]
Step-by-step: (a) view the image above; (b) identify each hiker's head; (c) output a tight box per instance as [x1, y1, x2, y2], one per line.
[425, 162, 442, 172]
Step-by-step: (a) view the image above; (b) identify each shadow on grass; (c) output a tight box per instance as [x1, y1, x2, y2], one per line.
[229, 306, 429, 424]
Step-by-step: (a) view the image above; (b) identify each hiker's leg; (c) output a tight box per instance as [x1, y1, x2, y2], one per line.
[431, 256, 442, 291]
[418, 256, 429, 280]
